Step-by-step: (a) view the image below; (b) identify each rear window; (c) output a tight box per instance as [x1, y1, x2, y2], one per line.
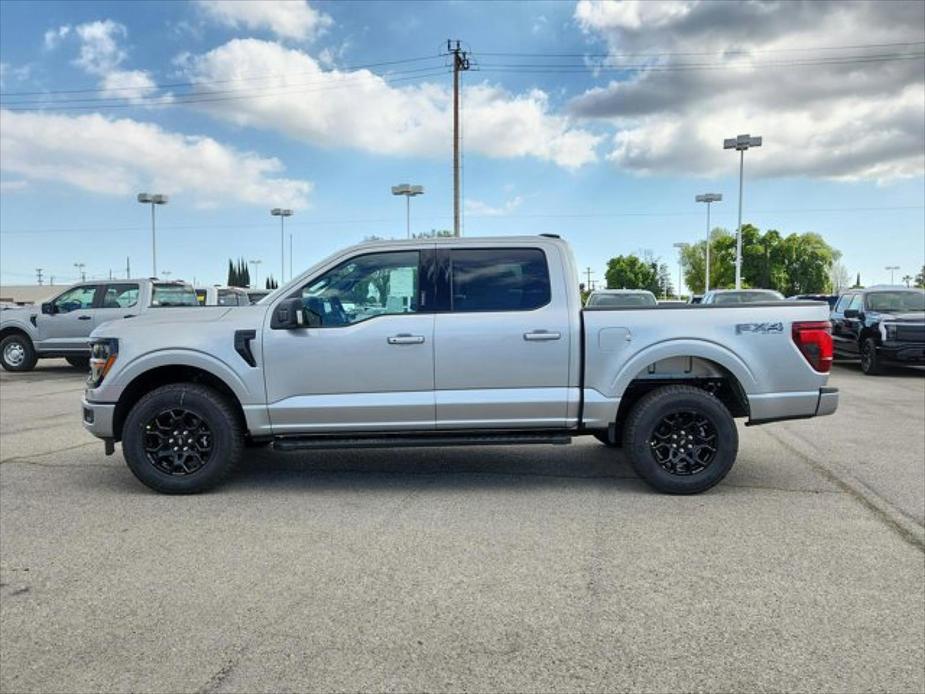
[151, 284, 199, 307]
[217, 289, 246, 306]
[450, 248, 550, 312]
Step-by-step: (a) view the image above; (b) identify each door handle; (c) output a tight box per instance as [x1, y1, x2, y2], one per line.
[524, 330, 561, 341]
[387, 334, 425, 345]
[123, 314, 136, 319]
[77, 315, 92, 321]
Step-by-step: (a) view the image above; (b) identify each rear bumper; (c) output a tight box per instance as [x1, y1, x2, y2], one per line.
[747, 386, 838, 425]
[81, 398, 116, 439]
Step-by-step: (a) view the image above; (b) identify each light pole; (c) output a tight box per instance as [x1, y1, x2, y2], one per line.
[391, 184, 424, 238]
[137, 193, 168, 277]
[161, 270, 172, 280]
[723, 134, 762, 289]
[270, 208, 293, 282]
[695, 193, 722, 292]
[885, 265, 899, 284]
[73, 262, 86, 282]
[249, 259, 262, 289]
[673, 242, 688, 298]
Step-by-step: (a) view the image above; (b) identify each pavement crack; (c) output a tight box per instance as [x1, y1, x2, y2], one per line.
[767, 428, 925, 553]
[197, 656, 239, 694]
[0, 441, 103, 466]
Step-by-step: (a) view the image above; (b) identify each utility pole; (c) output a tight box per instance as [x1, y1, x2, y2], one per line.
[585, 266, 594, 289]
[74, 262, 86, 282]
[126, 256, 131, 279]
[35, 268, 44, 285]
[448, 39, 470, 237]
[289, 234, 293, 280]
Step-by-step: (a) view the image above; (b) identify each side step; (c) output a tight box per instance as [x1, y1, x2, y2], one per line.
[273, 432, 572, 451]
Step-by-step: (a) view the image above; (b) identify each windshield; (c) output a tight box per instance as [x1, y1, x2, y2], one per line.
[712, 290, 783, 304]
[151, 284, 199, 307]
[865, 291, 925, 313]
[587, 292, 657, 307]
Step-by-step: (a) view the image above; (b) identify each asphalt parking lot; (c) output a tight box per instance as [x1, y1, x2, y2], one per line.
[1, 360, 923, 693]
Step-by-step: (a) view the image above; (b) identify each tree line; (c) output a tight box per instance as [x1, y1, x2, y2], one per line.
[226, 258, 278, 289]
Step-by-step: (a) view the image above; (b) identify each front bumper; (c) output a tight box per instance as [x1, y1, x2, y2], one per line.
[81, 397, 116, 439]
[878, 341, 925, 364]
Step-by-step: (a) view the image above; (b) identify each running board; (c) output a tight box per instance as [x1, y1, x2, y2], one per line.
[273, 432, 572, 451]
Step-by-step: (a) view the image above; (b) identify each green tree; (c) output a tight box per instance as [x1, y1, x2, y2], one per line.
[916, 266, 925, 288]
[852, 272, 863, 288]
[681, 228, 737, 293]
[605, 254, 658, 292]
[413, 229, 454, 239]
[227, 259, 236, 286]
[265, 275, 278, 289]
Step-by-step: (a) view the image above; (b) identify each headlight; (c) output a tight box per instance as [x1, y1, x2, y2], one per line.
[88, 338, 118, 388]
[880, 323, 897, 341]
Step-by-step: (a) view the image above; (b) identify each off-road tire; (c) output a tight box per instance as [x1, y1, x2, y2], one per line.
[122, 383, 243, 494]
[860, 337, 884, 375]
[1, 334, 37, 372]
[622, 385, 738, 494]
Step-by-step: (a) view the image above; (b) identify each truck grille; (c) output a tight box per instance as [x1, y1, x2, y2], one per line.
[895, 324, 925, 342]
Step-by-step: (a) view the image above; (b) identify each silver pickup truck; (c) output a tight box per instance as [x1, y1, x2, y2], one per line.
[1, 279, 199, 372]
[81, 235, 838, 495]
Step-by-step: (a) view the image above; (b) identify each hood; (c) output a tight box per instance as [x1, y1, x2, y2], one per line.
[92, 307, 232, 337]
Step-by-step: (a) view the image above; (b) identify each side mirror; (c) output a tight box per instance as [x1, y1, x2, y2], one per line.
[41, 302, 55, 315]
[843, 309, 859, 319]
[271, 298, 322, 329]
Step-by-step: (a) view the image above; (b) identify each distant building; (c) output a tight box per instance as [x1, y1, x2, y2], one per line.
[0, 284, 63, 306]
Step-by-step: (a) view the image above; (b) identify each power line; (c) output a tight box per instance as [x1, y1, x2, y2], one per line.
[1, 69, 451, 112]
[477, 52, 925, 74]
[2, 206, 922, 235]
[0, 54, 444, 97]
[477, 40, 925, 59]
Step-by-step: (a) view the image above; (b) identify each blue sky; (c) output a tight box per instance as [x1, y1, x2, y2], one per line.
[1, 0, 923, 291]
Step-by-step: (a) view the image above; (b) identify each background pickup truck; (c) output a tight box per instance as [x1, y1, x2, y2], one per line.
[0, 279, 199, 372]
[81, 235, 838, 495]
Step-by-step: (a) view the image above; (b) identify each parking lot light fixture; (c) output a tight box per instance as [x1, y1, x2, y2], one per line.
[885, 265, 900, 284]
[271, 208, 294, 283]
[249, 259, 262, 289]
[695, 193, 722, 292]
[73, 262, 86, 282]
[137, 193, 168, 277]
[673, 242, 688, 298]
[723, 134, 762, 289]
[391, 184, 425, 239]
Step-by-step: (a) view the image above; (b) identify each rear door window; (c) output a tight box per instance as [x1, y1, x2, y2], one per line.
[101, 284, 139, 308]
[151, 284, 199, 307]
[449, 248, 550, 312]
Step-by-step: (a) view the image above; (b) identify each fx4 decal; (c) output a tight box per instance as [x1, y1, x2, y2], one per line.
[736, 322, 783, 335]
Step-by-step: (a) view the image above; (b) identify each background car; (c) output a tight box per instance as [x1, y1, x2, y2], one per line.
[195, 286, 250, 306]
[790, 293, 839, 310]
[830, 286, 925, 374]
[701, 289, 784, 304]
[585, 289, 658, 308]
[246, 289, 272, 304]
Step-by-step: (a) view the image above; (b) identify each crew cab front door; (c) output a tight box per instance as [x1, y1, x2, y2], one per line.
[262, 249, 435, 433]
[35, 284, 100, 351]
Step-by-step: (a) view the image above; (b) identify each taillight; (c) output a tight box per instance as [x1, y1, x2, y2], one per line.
[792, 321, 833, 373]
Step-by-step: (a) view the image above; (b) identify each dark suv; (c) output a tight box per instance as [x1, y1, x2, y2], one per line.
[831, 287, 925, 374]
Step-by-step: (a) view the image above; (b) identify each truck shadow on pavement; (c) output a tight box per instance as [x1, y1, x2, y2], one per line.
[224, 442, 640, 493]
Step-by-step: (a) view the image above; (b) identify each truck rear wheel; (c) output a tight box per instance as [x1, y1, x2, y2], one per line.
[1, 334, 37, 372]
[622, 385, 738, 494]
[121, 383, 243, 494]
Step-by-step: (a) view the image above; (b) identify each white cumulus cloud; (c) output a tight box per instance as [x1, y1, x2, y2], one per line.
[465, 195, 524, 217]
[0, 109, 312, 208]
[571, 0, 925, 181]
[182, 39, 600, 169]
[196, 0, 332, 41]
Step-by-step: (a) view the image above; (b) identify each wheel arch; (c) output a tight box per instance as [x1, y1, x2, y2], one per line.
[112, 364, 247, 441]
[0, 325, 34, 344]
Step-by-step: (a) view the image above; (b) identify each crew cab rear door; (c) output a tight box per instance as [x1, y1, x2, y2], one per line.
[433, 245, 572, 429]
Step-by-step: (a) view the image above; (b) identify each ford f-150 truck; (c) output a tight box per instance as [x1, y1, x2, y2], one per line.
[81, 235, 838, 495]
[1, 279, 199, 372]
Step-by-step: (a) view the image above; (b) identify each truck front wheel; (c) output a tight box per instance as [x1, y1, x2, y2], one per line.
[121, 383, 243, 494]
[860, 337, 884, 375]
[622, 385, 738, 494]
[1, 334, 37, 372]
